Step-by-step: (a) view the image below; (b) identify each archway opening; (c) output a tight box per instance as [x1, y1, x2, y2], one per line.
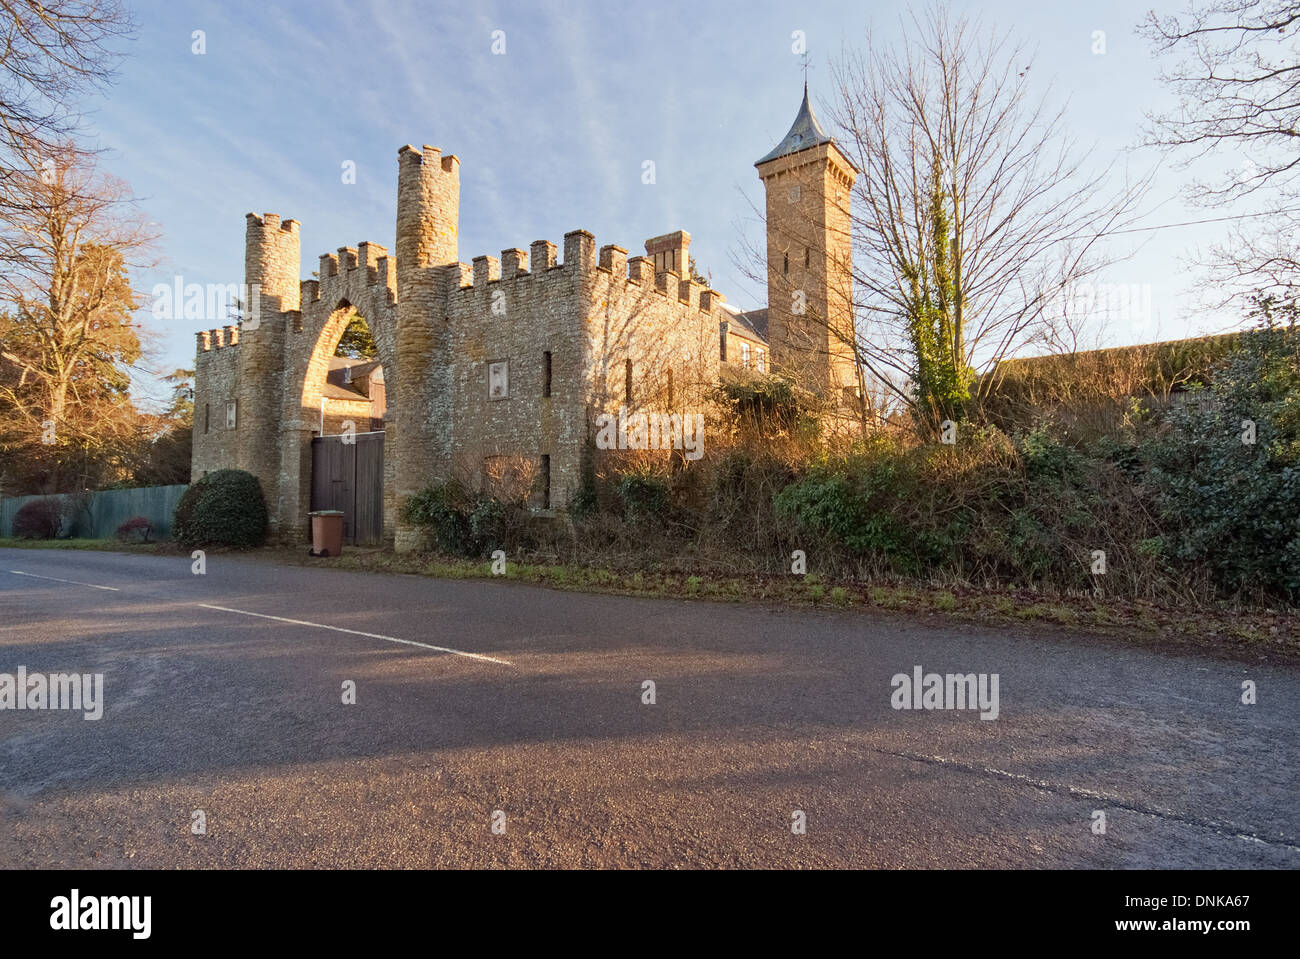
[321, 311, 386, 437]
[298, 300, 390, 546]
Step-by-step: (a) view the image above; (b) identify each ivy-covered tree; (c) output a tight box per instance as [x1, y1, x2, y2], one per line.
[821, 6, 1150, 424]
[905, 157, 974, 429]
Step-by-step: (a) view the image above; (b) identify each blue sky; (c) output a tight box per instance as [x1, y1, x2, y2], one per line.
[84, 0, 1251, 408]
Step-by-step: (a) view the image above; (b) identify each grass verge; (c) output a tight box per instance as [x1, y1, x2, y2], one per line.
[281, 546, 1298, 659]
[3, 537, 1295, 658]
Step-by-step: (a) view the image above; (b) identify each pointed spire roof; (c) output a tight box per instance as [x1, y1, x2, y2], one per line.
[755, 82, 836, 167]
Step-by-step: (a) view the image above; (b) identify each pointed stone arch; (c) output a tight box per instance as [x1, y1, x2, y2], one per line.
[274, 251, 401, 543]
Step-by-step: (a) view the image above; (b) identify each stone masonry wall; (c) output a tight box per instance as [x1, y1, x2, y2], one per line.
[282, 239, 400, 540]
[442, 234, 584, 509]
[193, 140, 751, 550]
[584, 243, 723, 450]
[440, 231, 726, 512]
[192, 326, 242, 479]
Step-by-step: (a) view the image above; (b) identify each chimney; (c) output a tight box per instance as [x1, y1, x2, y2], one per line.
[644, 231, 691, 279]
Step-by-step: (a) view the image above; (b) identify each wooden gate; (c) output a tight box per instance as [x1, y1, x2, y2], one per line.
[310, 432, 384, 545]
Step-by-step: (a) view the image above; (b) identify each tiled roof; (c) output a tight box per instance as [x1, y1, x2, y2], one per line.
[755, 83, 834, 166]
[720, 303, 769, 345]
[324, 356, 381, 401]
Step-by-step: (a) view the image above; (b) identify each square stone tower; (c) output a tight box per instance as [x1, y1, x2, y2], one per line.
[755, 84, 859, 400]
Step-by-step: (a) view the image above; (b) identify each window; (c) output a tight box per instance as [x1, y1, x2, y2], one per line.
[204, 403, 210, 434]
[540, 454, 551, 510]
[741, 342, 751, 369]
[788, 184, 801, 203]
[719, 327, 727, 362]
[783, 252, 789, 275]
[488, 360, 509, 399]
[225, 401, 237, 429]
[625, 358, 633, 402]
[805, 247, 810, 268]
[757, 349, 766, 374]
[543, 351, 552, 398]
[667, 367, 674, 407]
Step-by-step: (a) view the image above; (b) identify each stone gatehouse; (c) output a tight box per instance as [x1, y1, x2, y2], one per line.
[192, 85, 859, 550]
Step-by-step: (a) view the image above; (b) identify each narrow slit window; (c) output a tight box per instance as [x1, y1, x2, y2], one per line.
[783, 252, 789, 275]
[805, 247, 810, 268]
[625, 358, 633, 402]
[667, 367, 674, 407]
[543, 351, 552, 397]
[540, 454, 551, 510]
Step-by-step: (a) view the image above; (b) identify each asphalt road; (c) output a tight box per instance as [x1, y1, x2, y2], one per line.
[0, 547, 1296, 869]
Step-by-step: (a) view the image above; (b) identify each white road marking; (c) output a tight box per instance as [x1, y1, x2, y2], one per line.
[881, 747, 1300, 852]
[196, 603, 513, 666]
[8, 570, 120, 591]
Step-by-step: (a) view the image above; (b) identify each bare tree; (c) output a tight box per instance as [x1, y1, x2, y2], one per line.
[0, 1, 133, 208]
[1141, 0, 1300, 307]
[812, 7, 1152, 424]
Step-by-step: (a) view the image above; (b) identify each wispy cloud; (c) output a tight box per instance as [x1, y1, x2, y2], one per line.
[87, 0, 1226, 392]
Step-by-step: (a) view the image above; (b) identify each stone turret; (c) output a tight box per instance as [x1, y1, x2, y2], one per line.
[239, 213, 300, 491]
[755, 84, 859, 400]
[393, 145, 461, 549]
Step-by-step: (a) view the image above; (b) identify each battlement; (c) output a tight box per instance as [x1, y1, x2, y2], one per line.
[445, 230, 722, 316]
[449, 233, 574, 292]
[196, 324, 243, 354]
[299, 240, 396, 308]
[397, 143, 460, 176]
[245, 212, 300, 234]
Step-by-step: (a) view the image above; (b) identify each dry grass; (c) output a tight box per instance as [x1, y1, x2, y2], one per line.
[263, 546, 1300, 661]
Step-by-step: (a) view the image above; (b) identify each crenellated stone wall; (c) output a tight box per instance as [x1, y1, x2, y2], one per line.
[193, 139, 782, 550]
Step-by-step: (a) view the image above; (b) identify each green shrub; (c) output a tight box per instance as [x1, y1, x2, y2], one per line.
[771, 424, 1152, 589]
[1140, 320, 1300, 599]
[469, 497, 512, 551]
[173, 469, 267, 548]
[716, 376, 807, 430]
[13, 498, 63, 539]
[401, 482, 474, 555]
[570, 440, 599, 519]
[617, 468, 669, 523]
[773, 440, 952, 575]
